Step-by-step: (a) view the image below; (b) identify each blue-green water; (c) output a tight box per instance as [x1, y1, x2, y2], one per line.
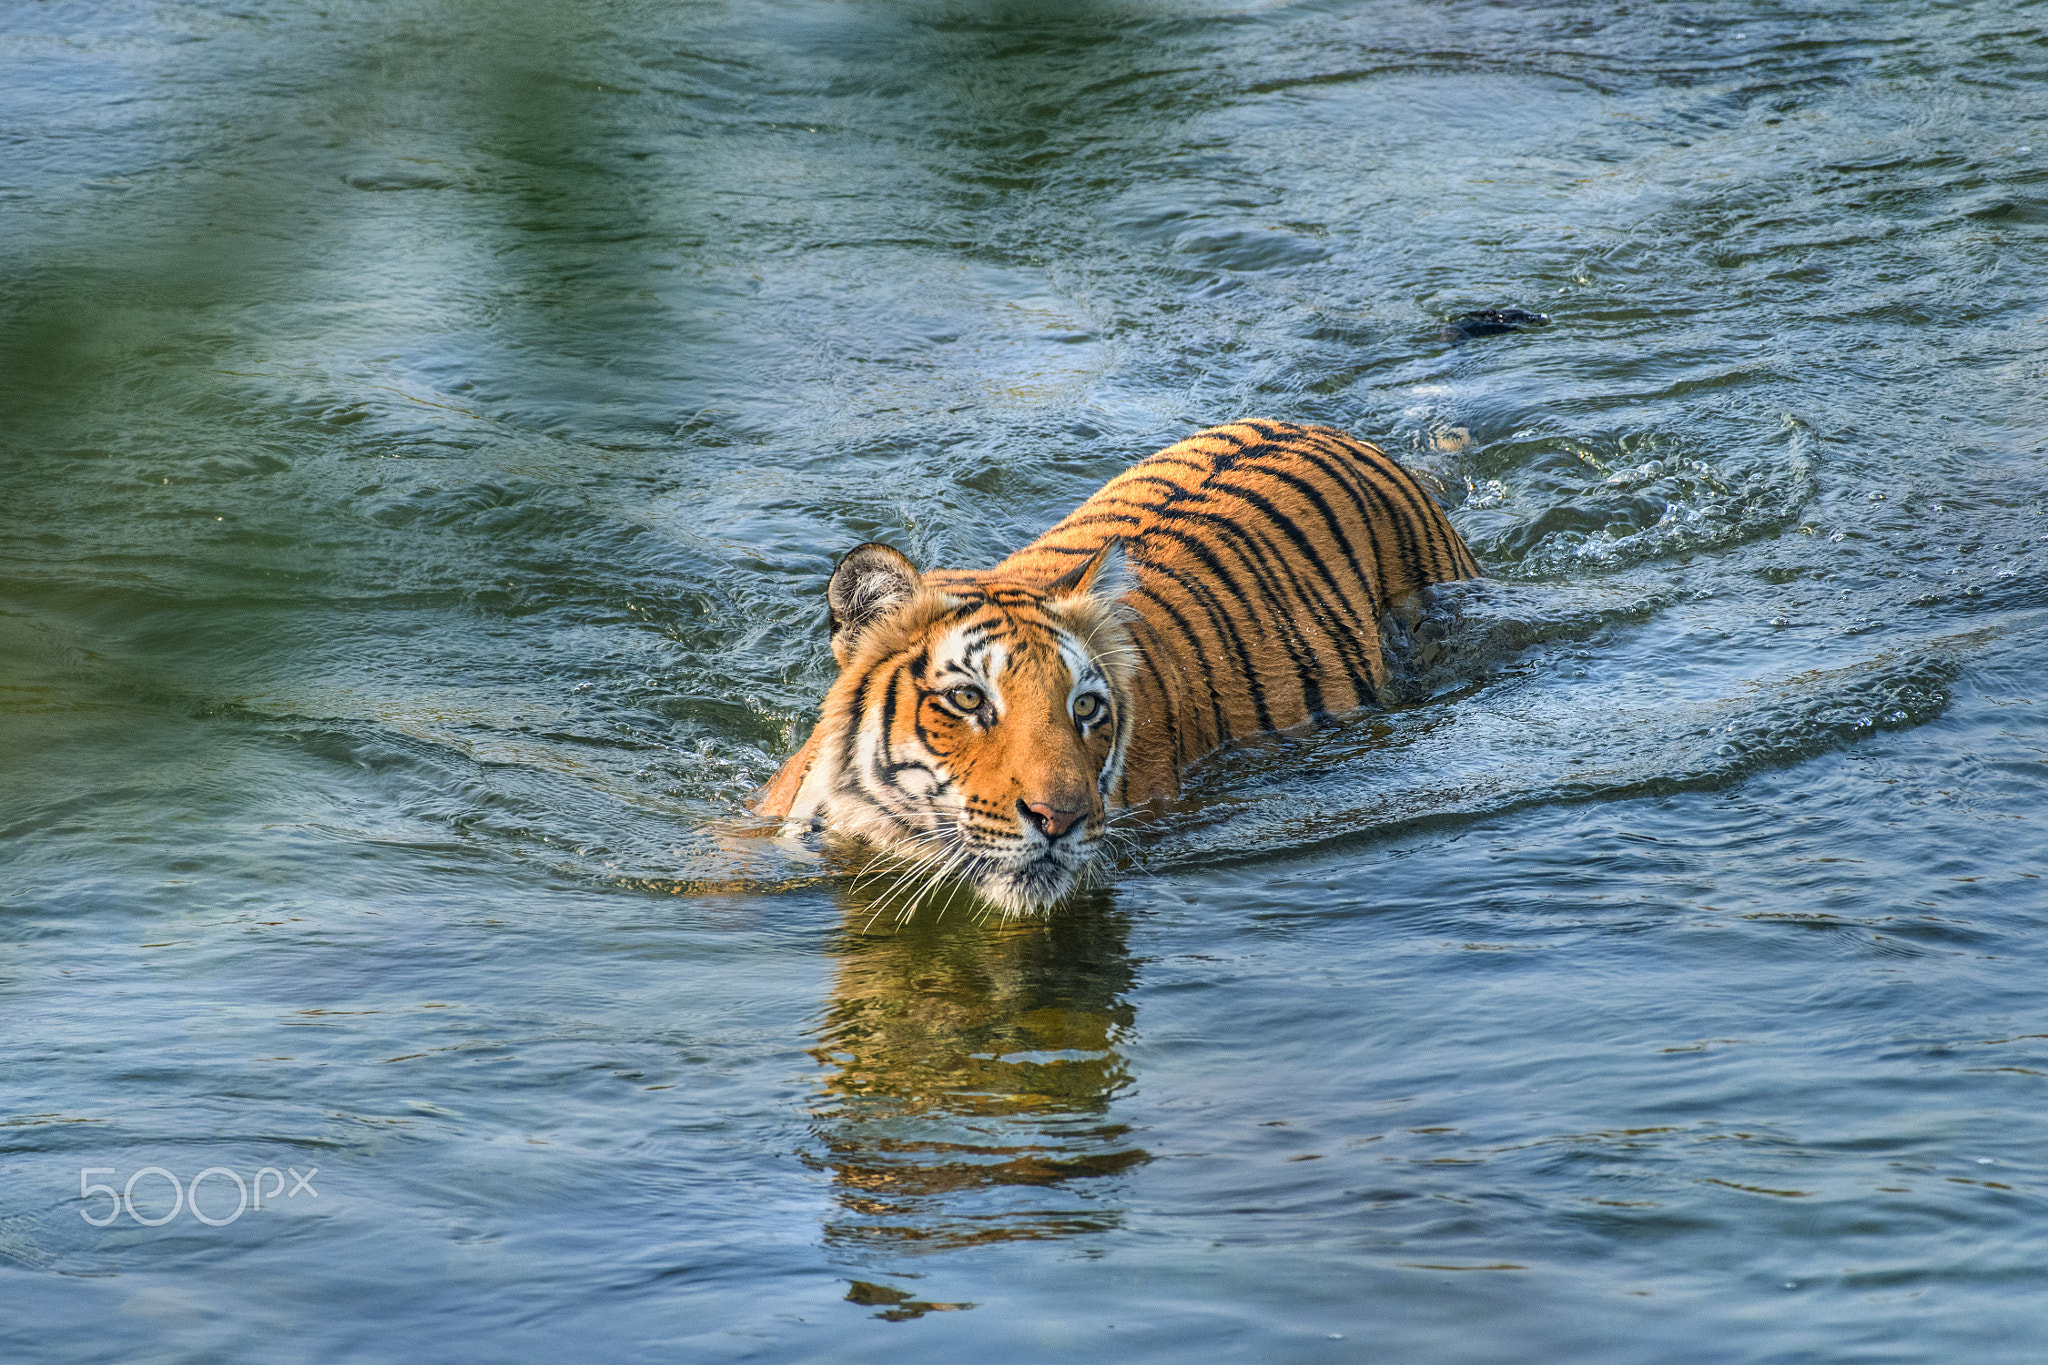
[4, 1, 2046, 1360]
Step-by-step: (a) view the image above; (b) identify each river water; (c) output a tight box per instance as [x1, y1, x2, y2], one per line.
[4, 1, 2046, 1360]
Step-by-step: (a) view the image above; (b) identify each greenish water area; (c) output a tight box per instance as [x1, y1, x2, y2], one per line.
[4, 0, 2047, 1359]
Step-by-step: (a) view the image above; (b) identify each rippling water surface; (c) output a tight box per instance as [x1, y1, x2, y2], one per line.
[4, 1, 2047, 1360]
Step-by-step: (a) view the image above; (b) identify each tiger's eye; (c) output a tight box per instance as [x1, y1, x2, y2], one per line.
[1073, 693, 1101, 721]
[948, 686, 984, 712]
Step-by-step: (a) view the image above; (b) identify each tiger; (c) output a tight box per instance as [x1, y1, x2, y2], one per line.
[751, 419, 1482, 913]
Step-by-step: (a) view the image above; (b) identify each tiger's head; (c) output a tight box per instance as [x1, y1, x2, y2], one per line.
[787, 539, 1136, 914]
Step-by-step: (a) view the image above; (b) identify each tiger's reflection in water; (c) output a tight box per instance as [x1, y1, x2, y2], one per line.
[805, 878, 1148, 1250]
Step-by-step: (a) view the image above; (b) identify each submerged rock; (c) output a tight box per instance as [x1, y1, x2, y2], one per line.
[1439, 308, 1552, 343]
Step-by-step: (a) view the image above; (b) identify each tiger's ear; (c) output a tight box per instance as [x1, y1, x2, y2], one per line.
[827, 542, 924, 665]
[1043, 537, 1133, 603]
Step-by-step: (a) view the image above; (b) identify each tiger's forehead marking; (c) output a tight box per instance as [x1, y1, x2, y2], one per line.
[924, 601, 1082, 697]
[1056, 633, 1106, 697]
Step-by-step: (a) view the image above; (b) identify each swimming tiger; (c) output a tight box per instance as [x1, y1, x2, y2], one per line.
[751, 419, 1482, 912]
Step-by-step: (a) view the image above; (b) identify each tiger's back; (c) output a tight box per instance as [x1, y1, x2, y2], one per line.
[965, 419, 1479, 803]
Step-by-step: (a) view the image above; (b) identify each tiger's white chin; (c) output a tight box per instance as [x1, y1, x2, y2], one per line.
[970, 848, 1097, 915]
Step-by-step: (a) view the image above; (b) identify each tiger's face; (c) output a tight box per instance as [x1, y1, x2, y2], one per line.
[786, 541, 1135, 914]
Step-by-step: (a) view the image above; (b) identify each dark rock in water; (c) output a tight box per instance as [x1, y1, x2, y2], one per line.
[1439, 308, 1551, 343]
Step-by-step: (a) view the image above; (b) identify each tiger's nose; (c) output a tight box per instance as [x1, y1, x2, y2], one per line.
[1021, 799, 1085, 839]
